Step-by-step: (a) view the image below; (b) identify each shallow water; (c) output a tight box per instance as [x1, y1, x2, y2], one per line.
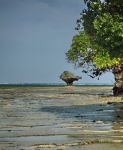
[0, 86, 123, 150]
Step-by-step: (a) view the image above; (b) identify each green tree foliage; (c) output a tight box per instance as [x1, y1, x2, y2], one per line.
[66, 0, 123, 77]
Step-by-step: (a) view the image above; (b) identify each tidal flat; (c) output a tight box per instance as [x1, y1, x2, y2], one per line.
[0, 85, 123, 150]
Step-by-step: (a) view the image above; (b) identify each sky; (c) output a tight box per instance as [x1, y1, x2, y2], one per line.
[0, 0, 114, 84]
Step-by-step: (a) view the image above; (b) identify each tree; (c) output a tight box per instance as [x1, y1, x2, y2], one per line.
[60, 71, 81, 85]
[66, 0, 123, 95]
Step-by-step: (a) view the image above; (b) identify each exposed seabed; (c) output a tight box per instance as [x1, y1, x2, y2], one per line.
[0, 85, 123, 150]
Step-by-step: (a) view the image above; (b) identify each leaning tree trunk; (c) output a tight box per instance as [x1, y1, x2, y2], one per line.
[113, 65, 123, 96]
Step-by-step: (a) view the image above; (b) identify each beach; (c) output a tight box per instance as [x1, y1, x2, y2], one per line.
[0, 85, 123, 150]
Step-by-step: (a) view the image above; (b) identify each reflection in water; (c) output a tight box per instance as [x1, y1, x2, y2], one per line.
[0, 86, 123, 150]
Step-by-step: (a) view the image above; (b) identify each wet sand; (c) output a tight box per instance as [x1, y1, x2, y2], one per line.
[0, 85, 123, 150]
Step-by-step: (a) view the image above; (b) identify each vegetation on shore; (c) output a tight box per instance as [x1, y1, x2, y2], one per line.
[66, 0, 123, 95]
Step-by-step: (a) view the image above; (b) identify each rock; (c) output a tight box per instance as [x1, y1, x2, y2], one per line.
[96, 109, 103, 111]
[93, 120, 96, 123]
[107, 102, 113, 105]
[117, 115, 120, 118]
[60, 71, 81, 85]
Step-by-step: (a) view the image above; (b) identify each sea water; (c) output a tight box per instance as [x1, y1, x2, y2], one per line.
[0, 85, 123, 150]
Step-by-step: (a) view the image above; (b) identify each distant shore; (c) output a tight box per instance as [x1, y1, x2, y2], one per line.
[0, 83, 113, 87]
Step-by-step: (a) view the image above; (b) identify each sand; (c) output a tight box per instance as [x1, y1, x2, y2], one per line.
[0, 85, 123, 150]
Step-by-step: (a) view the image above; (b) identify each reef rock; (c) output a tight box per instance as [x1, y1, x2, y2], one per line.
[60, 71, 81, 85]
